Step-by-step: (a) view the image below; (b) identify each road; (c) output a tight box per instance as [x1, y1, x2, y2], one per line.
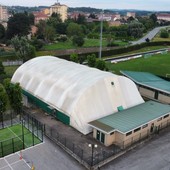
[131, 26, 170, 45]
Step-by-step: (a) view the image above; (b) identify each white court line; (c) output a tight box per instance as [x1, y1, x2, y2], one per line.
[5, 123, 29, 148]
[16, 153, 31, 169]
[0, 160, 22, 169]
[4, 157, 13, 170]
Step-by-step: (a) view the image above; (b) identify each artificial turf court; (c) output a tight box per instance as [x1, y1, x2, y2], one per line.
[0, 124, 41, 157]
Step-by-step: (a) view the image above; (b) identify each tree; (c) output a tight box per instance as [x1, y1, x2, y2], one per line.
[128, 22, 144, 39]
[6, 13, 31, 39]
[88, 13, 97, 19]
[0, 84, 8, 116]
[160, 29, 169, 38]
[87, 54, 96, 67]
[3, 80, 22, 115]
[11, 83, 22, 115]
[28, 13, 35, 25]
[56, 22, 67, 34]
[150, 13, 157, 25]
[70, 53, 79, 63]
[0, 61, 6, 83]
[36, 20, 47, 39]
[72, 35, 84, 47]
[67, 23, 84, 37]
[0, 24, 5, 39]
[76, 14, 86, 24]
[11, 36, 36, 62]
[44, 26, 55, 42]
[47, 12, 62, 29]
[95, 59, 106, 71]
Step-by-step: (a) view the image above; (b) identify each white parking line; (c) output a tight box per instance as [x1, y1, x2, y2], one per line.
[4, 157, 13, 170]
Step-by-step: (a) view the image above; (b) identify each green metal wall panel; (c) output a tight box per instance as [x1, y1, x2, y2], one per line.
[22, 90, 70, 125]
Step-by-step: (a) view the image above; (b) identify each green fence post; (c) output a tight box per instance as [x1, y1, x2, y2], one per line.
[32, 122, 34, 146]
[1, 142, 3, 157]
[12, 138, 14, 153]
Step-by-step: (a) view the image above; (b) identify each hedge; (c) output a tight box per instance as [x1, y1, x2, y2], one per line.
[56, 41, 170, 61]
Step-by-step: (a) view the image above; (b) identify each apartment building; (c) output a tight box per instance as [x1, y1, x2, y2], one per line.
[0, 5, 8, 21]
[50, 2, 68, 22]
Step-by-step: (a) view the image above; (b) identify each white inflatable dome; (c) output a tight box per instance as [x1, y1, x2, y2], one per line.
[12, 56, 144, 134]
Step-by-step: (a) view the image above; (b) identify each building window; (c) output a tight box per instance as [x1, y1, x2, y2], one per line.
[134, 127, 141, 133]
[142, 124, 148, 129]
[110, 132, 114, 135]
[126, 131, 132, 136]
[111, 82, 114, 85]
[163, 114, 169, 119]
[117, 106, 124, 112]
[157, 117, 162, 122]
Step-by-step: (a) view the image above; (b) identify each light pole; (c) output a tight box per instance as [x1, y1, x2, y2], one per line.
[88, 143, 98, 166]
[21, 119, 25, 149]
[99, 10, 104, 59]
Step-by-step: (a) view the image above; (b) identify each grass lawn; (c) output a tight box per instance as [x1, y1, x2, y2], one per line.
[106, 52, 170, 77]
[0, 124, 41, 157]
[104, 45, 170, 59]
[5, 66, 19, 77]
[42, 38, 128, 51]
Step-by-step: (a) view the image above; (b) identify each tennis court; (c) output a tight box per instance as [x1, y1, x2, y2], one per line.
[0, 124, 41, 157]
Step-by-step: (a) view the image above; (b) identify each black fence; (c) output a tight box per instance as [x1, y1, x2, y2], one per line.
[23, 110, 43, 142]
[0, 110, 20, 129]
[44, 124, 121, 167]
[44, 119, 170, 169]
[0, 110, 44, 157]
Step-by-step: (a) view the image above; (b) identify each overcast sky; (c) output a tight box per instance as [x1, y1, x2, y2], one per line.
[1, 0, 170, 11]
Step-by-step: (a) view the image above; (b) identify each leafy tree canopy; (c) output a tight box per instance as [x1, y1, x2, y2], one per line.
[11, 36, 36, 62]
[6, 13, 31, 39]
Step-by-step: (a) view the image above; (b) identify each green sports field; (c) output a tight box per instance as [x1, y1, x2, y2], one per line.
[106, 52, 170, 76]
[0, 124, 41, 157]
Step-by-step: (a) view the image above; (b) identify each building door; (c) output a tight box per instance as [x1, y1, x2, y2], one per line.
[101, 132, 105, 143]
[96, 130, 100, 141]
[96, 130, 105, 143]
[150, 123, 154, 133]
[154, 91, 158, 99]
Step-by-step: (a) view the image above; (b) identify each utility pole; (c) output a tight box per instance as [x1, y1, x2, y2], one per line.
[99, 10, 104, 59]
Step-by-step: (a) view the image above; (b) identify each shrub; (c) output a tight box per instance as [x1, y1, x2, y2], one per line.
[72, 35, 84, 47]
[160, 29, 169, 38]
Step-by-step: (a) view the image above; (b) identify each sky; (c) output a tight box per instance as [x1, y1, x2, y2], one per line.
[1, 0, 170, 11]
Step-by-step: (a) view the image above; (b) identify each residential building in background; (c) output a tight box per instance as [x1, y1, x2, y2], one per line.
[33, 11, 49, 24]
[157, 13, 170, 21]
[127, 12, 136, 18]
[0, 5, 9, 21]
[42, 8, 50, 15]
[50, 2, 68, 22]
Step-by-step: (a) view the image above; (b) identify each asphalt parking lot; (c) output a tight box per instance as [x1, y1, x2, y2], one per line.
[101, 130, 170, 170]
[0, 137, 85, 170]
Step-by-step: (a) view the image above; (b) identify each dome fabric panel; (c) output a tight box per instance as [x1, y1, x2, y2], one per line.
[12, 56, 144, 134]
